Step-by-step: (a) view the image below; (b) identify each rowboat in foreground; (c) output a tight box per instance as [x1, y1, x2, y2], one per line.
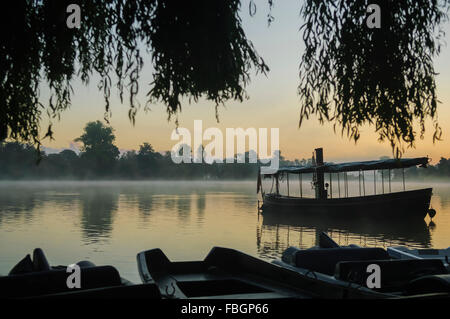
[0, 248, 161, 299]
[137, 246, 389, 299]
[273, 232, 450, 297]
[1, 245, 448, 299]
[387, 246, 450, 271]
[258, 148, 434, 219]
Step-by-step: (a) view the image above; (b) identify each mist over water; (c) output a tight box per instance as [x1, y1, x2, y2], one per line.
[0, 180, 448, 283]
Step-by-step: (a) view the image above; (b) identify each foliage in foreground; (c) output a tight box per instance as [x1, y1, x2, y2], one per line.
[0, 0, 267, 146]
[1, 1, 449, 158]
[298, 0, 449, 157]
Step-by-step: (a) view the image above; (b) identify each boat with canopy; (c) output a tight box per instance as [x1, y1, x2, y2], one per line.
[257, 148, 433, 219]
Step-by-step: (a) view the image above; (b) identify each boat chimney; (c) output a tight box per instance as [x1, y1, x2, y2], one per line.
[315, 148, 326, 199]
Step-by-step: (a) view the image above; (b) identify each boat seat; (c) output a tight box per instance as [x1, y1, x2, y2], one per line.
[9, 248, 54, 275]
[335, 259, 448, 292]
[319, 232, 340, 248]
[403, 274, 450, 295]
[282, 247, 390, 276]
[32, 248, 51, 272]
[0, 265, 122, 298]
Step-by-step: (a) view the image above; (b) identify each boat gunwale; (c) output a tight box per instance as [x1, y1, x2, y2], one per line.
[263, 187, 432, 203]
[138, 247, 388, 299]
[261, 188, 432, 219]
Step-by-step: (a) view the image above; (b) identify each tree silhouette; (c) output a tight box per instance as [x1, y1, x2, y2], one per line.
[1, 0, 448, 157]
[137, 142, 160, 177]
[298, 0, 449, 156]
[75, 121, 119, 175]
[0, 0, 267, 147]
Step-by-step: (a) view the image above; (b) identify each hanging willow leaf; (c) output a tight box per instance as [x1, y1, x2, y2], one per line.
[298, 0, 449, 157]
[2, 0, 446, 158]
[146, 0, 269, 121]
[0, 0, 268, 149]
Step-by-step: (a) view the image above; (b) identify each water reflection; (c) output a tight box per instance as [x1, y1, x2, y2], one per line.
[136, 192, 155, 216]
[196, 193, 206, 225]
[0, 190, 37, 226]
[257, 209, 433, 260]
[176, 195, 192, 224]
[79, 188, 119, 244]
[0, 181, 448, 281]
[434, 185, 450, 210]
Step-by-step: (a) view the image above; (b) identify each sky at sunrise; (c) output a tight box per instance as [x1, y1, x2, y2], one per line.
[41, 0, 450, 164]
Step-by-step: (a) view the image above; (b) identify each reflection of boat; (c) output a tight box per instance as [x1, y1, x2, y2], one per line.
[261, 209, 432, 247]
[273, 233, 450, 297]
[258, 148, 433, 220]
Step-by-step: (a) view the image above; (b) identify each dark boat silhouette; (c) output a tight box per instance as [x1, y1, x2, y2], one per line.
[0, 248, 160, 299]
[272, 232, 450, 296]
[137, 246, 389, 299]
[258, 148, 433, 220]
[1, 245, 448, 299]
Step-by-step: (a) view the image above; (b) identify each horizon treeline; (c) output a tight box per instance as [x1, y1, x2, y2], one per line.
[0, 121, 306, 180]
[0, 121, 449, 181]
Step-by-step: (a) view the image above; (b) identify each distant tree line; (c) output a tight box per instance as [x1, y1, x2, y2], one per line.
[0, 121, 302, 180]
[394, 158, 450, 181]
[1, 121, 448, 181]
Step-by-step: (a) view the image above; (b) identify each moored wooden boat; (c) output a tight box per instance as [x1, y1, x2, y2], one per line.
[273, 233, 450, 298]
[259, 148, 434, 220]
[137, 246, 393, 299]
[387, 246, 450, 271]
[262, 188, 432, 219]
[0, 248, 161, 299]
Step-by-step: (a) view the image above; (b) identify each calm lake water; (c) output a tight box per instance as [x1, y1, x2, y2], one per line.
[0, 180, 449, 283]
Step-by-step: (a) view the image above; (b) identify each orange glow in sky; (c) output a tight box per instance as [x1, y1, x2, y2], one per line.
[41, 1, 450, 164]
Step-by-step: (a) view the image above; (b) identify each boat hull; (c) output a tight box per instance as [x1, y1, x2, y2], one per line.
[137, 247, 388, 299]
[262, 188, 432, 220]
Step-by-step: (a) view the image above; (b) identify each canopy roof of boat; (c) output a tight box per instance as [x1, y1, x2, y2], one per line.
[261, 157, 429, 175]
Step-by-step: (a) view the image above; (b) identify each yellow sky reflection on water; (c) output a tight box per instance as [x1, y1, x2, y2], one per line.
[1, 181, 449, 283]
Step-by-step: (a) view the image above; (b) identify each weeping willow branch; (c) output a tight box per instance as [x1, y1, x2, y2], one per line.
[0, 0, 269, 148]
[2, 0, 447, 158]
[298, 0, 449, 157]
